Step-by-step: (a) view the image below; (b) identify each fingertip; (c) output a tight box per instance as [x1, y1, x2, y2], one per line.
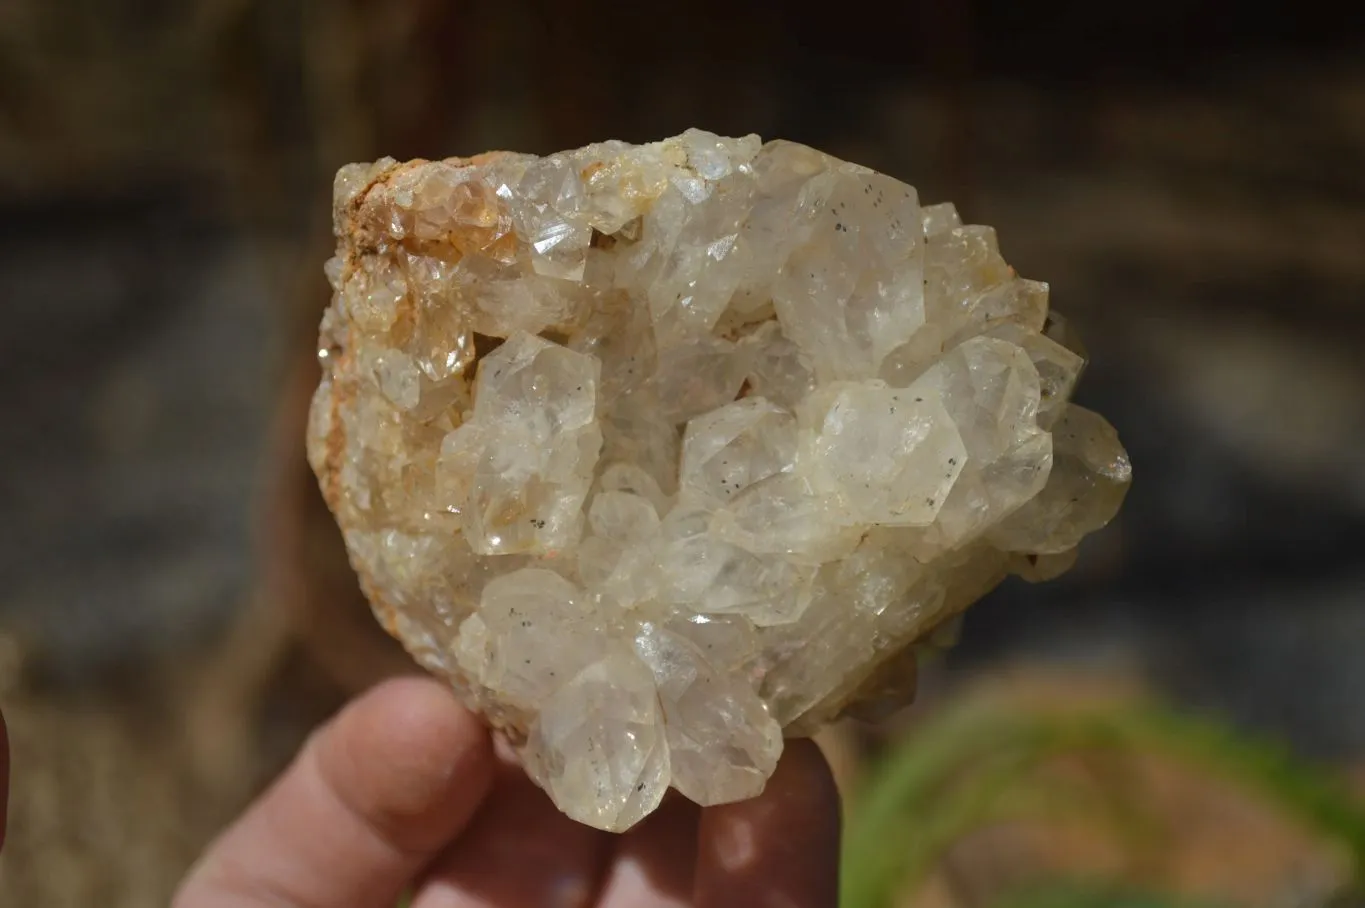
[597, 794, 701, 907]
[695, 738, 842, 908]
[413, 766, 611, 908]
[176, 676, 494, 908]
[321, 676, 496, 855]
[771, 738, 843, 830]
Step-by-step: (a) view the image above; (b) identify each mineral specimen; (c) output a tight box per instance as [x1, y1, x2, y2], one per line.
[307, 130, 1132, 832]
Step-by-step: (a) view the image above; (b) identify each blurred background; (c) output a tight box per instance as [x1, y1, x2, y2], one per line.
[2, 1, 1364, 905]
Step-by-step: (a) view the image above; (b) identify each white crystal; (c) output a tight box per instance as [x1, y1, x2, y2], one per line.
[455, 569, 614, 709]
[441, 333, 603, 556]
[600, 506, 815, 627]
[647, 335, 750, 424]
[798, 378, 968, 526]
[711, 472, 862, 563]
[740, 320, 818, 409]
[771, 163, 927, 382]
[988, 404, 1132, 554]
[634, 621, 781, 805]
[679, 397, 797, 506]
[309, 131, 1132, 831]
[905, 337, 1054, 554]
[523, 652, 670, 832]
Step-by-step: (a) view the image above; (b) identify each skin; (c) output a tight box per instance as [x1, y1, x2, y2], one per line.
[167, 676, 842, 908]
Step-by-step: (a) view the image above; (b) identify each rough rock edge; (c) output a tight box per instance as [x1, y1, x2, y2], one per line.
[315, 151, 539, 746]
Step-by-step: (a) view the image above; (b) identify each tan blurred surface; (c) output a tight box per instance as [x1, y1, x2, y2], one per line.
[895, 670, 1352, 907]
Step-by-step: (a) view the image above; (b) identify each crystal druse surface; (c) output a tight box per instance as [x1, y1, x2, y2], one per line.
[307, 131, 1132, 831]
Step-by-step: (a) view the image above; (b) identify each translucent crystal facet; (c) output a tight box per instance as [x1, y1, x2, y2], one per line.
[309, 131, 1132, 831]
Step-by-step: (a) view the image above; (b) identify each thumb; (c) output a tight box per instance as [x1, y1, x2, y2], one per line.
[174, 677, 494, 908]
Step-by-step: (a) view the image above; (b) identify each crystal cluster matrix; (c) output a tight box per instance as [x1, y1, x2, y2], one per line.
[308, 130, 1132, 831]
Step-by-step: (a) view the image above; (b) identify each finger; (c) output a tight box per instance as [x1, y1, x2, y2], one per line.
[175, 676, 495, 908]
[597, 793, 701, 908]
[412, 761, 611, 908]
[694, 739, 842, 908]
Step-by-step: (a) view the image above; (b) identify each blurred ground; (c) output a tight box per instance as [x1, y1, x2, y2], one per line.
[894, 670, 1356, 908]
[1, 2, 1363, 904]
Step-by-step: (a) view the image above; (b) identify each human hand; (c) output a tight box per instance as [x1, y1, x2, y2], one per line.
[173, 677, 841, 907]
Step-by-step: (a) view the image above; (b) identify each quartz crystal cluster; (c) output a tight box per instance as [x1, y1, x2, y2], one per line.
[307, 130, 1132, 831]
